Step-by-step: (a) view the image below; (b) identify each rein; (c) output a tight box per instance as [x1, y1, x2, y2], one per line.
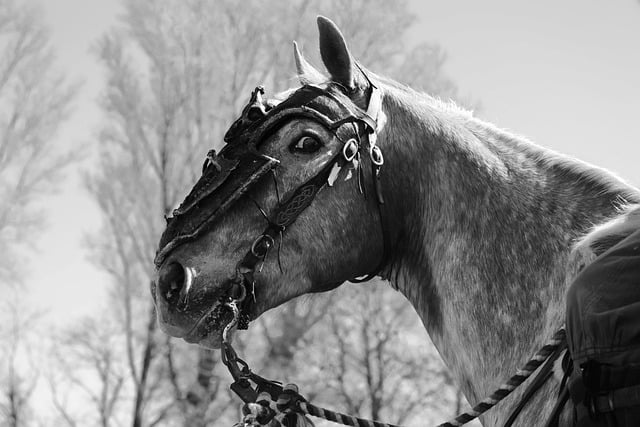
[157, 81, 568, 426]
[221, 298, 567, 427]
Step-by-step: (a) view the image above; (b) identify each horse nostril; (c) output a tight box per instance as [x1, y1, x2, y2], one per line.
[158, 262, 186, 306]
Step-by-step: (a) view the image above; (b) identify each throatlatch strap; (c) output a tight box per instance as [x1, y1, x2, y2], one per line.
[348, 160, 389, 283]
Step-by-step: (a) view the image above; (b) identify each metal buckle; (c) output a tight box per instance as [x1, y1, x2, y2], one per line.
[342, 138, 359, 162]
[250, 234, 274, 258]
[369, 144, 384, 166]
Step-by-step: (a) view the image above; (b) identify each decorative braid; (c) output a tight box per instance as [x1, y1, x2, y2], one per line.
[298, 401, 400, 427]
[234, 328, 567, 427]
[436, 328, 566, 427]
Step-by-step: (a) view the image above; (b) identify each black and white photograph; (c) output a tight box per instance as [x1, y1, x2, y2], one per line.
[1, 1, 640, 426]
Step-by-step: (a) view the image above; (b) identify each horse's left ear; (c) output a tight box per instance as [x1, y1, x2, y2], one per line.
[293, 41, 325, 85]
[317, 16, 369, 93]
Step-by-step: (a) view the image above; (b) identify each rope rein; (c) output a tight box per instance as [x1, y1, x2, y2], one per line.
[437, 328, 566, 427]
[222, 300, 567, 427]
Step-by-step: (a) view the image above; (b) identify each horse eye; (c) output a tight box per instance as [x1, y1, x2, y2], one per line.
[291, 135, 322, 154]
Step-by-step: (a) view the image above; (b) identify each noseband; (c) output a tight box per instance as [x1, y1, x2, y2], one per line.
[155, 81, 389, 329]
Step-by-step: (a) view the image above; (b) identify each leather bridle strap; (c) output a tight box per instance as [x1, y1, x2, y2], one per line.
[349, 79, 390, 284]
[234, 154, 342, 328]
[223, 81, 389, 329]
[348, 156, 389, 283]
[233, 92, 389, 327]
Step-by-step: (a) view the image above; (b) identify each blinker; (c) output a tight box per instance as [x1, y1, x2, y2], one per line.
[155, 150, 279, 267]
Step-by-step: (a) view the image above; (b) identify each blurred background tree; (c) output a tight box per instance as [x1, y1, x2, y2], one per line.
[0, 1, 77, 425]
[50, 0, 471, 425]
[0, 0, 77, 285]
[291, 283, 460, 426]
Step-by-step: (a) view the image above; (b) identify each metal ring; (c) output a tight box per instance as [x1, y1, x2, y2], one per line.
[369, 145, 384, 166]
[222, 301, 240, 344]
[342, 138, 359, 162]
[228, 279, 247, 302]
[251, 234, 274, 258]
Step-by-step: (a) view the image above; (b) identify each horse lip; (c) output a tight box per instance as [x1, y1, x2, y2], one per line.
[182, 299, 234, 344]
[155, 296, 219, 340]
[183, 302, 220, 340]
[154, 272, 240, 341]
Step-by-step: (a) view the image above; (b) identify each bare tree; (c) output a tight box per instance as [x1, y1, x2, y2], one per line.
[82, 1, 467, 425]
[0, 0, 77, 284]
[0, 2, 76, 426]
[49, 315, 126, 427]
[0, 297, 41, 427]
[294, 282, 456, 426]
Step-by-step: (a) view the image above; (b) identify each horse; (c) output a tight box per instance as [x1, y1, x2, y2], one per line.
[151, 16, 640, 426]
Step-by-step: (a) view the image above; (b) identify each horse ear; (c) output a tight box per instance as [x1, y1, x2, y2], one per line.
[317, 16, 367, 92]
[292, 41, 325, 85]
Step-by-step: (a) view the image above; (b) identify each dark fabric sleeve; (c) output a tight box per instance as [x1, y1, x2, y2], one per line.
[566, 228, 640, 369]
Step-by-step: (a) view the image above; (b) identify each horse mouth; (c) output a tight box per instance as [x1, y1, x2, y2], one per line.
[183, 299, 236, 349]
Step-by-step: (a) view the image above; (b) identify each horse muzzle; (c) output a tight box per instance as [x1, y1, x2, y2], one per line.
[153, 259, 242, 348]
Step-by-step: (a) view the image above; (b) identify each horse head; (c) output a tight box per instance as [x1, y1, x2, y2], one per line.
[150, 14, 640, 425]
[152, 17, 388, 348]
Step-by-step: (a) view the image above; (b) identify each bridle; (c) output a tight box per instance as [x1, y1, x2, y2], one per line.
[155, 80, 571, 427]
[155, 79, 390, 329]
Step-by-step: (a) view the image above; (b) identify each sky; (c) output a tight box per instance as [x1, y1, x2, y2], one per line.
[24, 0, 124, 322]
[24, 0, 640, 326]
[409, 0, 640, 182]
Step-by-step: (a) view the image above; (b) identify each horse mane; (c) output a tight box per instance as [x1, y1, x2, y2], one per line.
[286, 68, 640, 260]
[374, 73, 640, 267]
[574, 204, 640, 255]
[376, 73, 640, 204]
[468, 118, 640, 201]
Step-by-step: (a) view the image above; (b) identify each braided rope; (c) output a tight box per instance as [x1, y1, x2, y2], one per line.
[272, 328, 566, 427]
[299, 401, 400, 427]
[436, 328, 566, 427]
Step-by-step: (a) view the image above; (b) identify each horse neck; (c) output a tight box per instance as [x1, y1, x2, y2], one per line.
[377, 85, 638, 405]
